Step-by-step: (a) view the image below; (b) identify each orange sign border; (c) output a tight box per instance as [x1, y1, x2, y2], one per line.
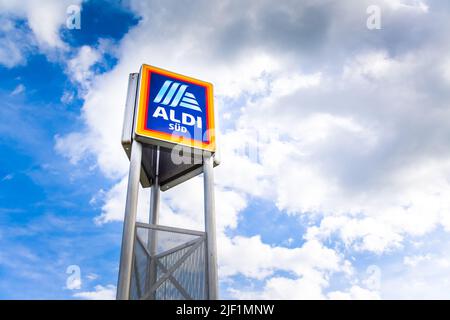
[134, 64, 216, 152]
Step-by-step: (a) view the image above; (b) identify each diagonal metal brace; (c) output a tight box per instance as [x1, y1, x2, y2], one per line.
[141, 239, 204, 300]
[154, 259, 193, 300]
[136, 234, 201, 300]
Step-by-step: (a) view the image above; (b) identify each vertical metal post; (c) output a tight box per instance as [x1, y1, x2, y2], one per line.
[203, 153, 218, 299]
[149, 146, 160, 225]
[117, 139, 142, 300]
[146, 146, 160, 299]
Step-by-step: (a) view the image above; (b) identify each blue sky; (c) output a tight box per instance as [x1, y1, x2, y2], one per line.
[2, 0, 450, 299]
[0, 0, 136, 299]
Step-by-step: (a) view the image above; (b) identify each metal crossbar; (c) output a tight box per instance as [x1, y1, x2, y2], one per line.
[141, 238, 204, 300]
[135, 222, 205, 236]
[155, 258, 193, 299]
[155, 237, 203, 259]
[135, 235, 194, 299]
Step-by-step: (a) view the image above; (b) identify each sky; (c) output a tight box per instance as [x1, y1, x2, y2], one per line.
[1, 0, 450, 300]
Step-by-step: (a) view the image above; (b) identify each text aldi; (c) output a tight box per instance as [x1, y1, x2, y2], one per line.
[134, 64, 215, 152]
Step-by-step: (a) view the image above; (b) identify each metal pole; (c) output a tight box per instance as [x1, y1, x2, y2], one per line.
[149, 146, 160, 225]
[146, 146, 160, 299]
[117, 139, 142, 300]
[203, 153, 218, 299]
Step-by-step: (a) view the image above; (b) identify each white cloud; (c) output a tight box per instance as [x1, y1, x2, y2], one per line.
[61, 90, 75, 104]
[403, 254, 432, 267]
[231, 275, 327, 300]
[66, 277, 81, 290]
[384, 0, 429, 13]
[328, 286, 381, 300]
[1, 174, 14, 181]
[0, 16, 34, 68]
[233, 46, 450, 256]
[219, 237, 345, 280]
[55, 0, 450, 298]
[271, 72, 322, 97]
[55, 132, 92, 166]
[0, 37, 26, 68]
[382, 244, 450, 299]
[0, 0, 82, 67]
[92, 177, 158, 226]
[55, 65, 131, 178]
[225, 238, 356, 299]
[0, 0, 82, 48]
[73, 284, 116, 300]
[343, 51, 394, 81]
[67, 45, 101, 89]
[306, 216, 404, 254]
[11, 84, 25, 96]
[86, 273, 99, 281]
[65, 40, 117, 93]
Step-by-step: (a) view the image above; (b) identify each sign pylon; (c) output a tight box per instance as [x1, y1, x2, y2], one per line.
[117, 66, 219, 300]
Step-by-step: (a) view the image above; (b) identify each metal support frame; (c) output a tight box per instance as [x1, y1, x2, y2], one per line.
[142, 238, 204, 300]
[117, 139, 142, 300]
[146, 145, 160, 299]
[117, 148, 219, 300]
[133, 223, 207, 300]
[118, 72, 219, 301]
[136, 222, 205, 236]
[203, 154, 218, 300]
[149, 146, 160, 225]
[135, 235, 193, 300]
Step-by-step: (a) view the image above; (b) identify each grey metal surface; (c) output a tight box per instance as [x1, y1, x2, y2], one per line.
[203, 154, 219, 299]
[141, 145, 156, 182]
[117, 139, 143, 300]
[157, 149, 219, 191]
[121, 73, 151, 187]
[158, 147, 202, 190]
[149, 146, 160, 224]
[121, 73, 138, 151]
[130, 223, 207, 300]
[143, 239, 203, 299]
[146, 145, 160, 299]
[137, 140, 219, 192]
[135, 222, 205, 237]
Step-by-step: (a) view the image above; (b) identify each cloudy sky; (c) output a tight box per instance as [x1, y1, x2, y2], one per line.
[1, 0, 450, 299]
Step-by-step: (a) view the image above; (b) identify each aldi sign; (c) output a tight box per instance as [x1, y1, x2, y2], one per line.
[134, 64, 215, 152]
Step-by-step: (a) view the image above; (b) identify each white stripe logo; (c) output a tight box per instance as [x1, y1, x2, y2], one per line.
[153, 80, 202, 112]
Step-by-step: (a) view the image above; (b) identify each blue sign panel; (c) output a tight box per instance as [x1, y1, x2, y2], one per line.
[135, 64, 215, 152]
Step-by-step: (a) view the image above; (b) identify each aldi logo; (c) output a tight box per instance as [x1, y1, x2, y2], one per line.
[134, 64, 215, 152]
[153, 80, 202, 112]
